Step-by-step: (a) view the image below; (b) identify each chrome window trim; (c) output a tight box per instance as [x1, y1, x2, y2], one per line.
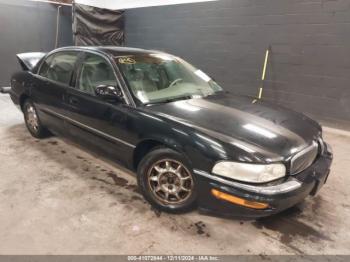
[35, 47, 135, 107]
[41, 108, 136, 149]
[290, 141, 318, 175]
[193, 169, 302, 195]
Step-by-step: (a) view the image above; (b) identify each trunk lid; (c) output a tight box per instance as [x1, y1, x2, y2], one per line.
[16, 52, 46, 71]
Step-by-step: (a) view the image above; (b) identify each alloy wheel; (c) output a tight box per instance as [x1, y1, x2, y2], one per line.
[25, 104, 39, 132]
[147, 159, 194, 205]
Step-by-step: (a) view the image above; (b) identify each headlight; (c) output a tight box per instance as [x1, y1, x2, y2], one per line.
[212, 161, 286, 183]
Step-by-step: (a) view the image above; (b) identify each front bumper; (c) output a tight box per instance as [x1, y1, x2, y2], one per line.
[194, 143, 333, 218]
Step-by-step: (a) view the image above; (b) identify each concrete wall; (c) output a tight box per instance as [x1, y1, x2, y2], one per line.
[125, 0, 350, 125]
[0, 0, 73, 87]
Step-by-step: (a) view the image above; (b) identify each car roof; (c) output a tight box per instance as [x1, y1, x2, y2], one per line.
[54, 46, 166, 57]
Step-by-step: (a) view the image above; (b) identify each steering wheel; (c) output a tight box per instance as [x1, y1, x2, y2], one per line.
[168, 78, 183, 88]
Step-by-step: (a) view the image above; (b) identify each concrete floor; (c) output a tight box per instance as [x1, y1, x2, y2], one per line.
[0, 93, 350, 255]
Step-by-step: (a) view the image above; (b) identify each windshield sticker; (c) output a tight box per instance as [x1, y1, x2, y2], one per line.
[194, 70, 211, 82]
[118, 57, 136, 64]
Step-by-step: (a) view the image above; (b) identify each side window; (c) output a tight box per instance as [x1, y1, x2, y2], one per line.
[39, 52, 77, 85]
[38, 55, 53, 77]
[118, 62, 172, 93]
[77, 53, 117, 95]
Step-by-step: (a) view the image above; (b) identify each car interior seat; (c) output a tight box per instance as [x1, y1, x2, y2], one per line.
[79, 64, 94, 94]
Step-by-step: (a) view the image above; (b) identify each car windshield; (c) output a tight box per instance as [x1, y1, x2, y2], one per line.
[115, 53, 223, 104]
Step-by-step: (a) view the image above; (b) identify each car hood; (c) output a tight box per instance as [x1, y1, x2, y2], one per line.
[144, 92, 322, 162]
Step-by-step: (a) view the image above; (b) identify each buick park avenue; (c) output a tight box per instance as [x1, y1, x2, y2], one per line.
[9, 46, 333, 217]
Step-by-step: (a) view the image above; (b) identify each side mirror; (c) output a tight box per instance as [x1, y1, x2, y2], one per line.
[95, 85, 123, 102]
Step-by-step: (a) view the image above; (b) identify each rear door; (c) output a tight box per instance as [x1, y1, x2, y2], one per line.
[64, 51, 135, 165]
[31, 51, 79, 134]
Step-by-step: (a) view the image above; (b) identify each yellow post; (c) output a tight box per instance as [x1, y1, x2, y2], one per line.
[253, 47, 270, 103]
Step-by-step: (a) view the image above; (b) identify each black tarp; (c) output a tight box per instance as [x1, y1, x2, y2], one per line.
[72, 3, 124, 46]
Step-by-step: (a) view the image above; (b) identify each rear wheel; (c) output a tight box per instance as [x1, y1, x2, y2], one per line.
[137, 148, 197, 213]
[23, 99, 50, 138]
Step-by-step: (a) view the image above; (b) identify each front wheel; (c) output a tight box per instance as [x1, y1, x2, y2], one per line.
[23, 99, 50, 138]
[137, 148, 197, 213]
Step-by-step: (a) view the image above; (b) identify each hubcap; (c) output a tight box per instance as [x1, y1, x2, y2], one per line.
[25, 104, 39, 132]
[147, 159, 194, 205]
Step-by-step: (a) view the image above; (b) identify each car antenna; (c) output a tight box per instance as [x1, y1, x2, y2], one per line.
[252, 45, 271, 104]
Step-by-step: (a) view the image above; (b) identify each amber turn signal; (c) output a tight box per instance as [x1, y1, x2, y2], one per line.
[211, 189, 269, 210]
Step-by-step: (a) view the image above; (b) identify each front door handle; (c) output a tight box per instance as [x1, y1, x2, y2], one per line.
[69, 97, 79, 105]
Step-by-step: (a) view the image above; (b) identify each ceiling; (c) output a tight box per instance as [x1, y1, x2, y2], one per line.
[74, 0, 217, 10]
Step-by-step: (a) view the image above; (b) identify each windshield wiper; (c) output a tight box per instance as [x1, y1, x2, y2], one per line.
[145, 95, 193, 106]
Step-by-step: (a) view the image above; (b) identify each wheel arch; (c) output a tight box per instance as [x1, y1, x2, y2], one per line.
[19, 94, 30, 111]
[132, 138, 189, 171]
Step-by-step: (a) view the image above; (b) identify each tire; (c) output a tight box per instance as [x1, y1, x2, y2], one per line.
[137, 147, 197, 213]
[23, 99, 50, 139]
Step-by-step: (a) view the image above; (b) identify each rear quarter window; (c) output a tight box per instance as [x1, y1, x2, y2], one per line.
[38, 52, 78, 86]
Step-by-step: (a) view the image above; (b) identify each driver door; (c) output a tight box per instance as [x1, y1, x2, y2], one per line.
[64, 51, 134, 165]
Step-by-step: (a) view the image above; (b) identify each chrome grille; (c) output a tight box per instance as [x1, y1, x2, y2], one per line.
[290, 141, 318, 175]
